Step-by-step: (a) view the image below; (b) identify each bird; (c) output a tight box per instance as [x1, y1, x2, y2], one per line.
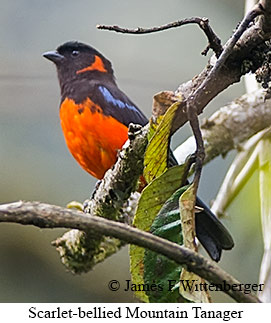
[43, 41, 234, 261]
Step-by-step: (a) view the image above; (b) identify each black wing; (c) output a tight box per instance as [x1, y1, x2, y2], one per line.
[94, 83, 148, 127]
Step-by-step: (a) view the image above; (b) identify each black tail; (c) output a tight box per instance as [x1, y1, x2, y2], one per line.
[168, 149, 234, 262]
[195, 197, 234, 262]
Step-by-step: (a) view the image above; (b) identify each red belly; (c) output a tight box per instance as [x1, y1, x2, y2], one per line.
[59, 97, 129, 179]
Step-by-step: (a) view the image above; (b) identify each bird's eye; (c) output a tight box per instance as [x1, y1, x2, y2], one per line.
[71, 50, 79, 57]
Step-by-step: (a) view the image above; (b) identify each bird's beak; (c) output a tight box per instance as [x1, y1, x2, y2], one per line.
[43, 50, 64, 64]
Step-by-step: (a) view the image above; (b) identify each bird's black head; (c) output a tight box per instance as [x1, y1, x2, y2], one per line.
[43, 41, 114, 89]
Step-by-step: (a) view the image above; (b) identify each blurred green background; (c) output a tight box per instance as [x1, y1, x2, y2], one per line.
[0, 0, 263, 302]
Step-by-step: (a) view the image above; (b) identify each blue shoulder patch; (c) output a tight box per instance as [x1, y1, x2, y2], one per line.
[98, 85, 140, 115]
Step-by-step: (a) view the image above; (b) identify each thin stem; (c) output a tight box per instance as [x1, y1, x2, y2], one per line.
[97, 17, 223, 57]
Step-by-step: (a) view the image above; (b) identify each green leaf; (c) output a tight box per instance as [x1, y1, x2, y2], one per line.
[143, 102, 180, 183]
[129, 244, 148, 302]
[133, 165, 187, 232]
[179, 184, 196, 252]
[130, 164, 187, 302]
[179, 184, 211, 303]
[143, 187, 187, 303]
[66, 201, 84, 211]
